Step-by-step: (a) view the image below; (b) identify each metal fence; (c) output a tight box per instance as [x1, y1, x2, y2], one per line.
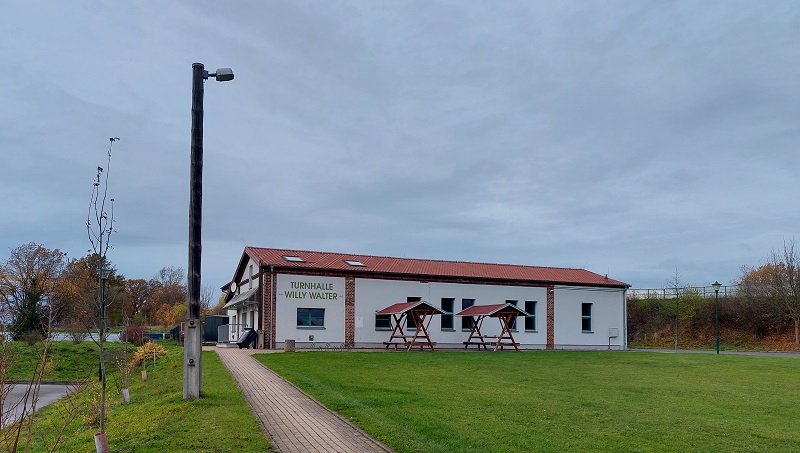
[628, 285, 738, 300]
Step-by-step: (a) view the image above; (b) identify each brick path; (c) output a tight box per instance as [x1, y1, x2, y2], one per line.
[211, 347, 394, 453]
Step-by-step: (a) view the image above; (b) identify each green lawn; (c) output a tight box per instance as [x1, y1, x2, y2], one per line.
[255, 351, 800, 453]
[4, 341, 130, 382]
[16, 344, 272, 452]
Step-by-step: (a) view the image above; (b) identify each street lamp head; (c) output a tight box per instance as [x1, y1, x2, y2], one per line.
[210, 68, 234, 82]
[712, 281, 721, 293]
[99, 266, 112, 281]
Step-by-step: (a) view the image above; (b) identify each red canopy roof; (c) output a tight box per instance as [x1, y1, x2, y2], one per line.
[456, 303, 529, 317]
[244, 247, 628, 288]
[376, 301, 445, 315]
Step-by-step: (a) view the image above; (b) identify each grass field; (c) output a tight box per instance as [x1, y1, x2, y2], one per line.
[13, 344, 272, 452]
[256, 351, 800, 453]
[4, 341, 130, 381]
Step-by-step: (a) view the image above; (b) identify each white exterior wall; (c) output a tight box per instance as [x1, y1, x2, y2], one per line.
[244, 257, 259, 290]
[263, 273, 626, 350]
[275, 274, 346, 346]
[226, 307, 238, 342]
[354, 278, 549, 349]
[552, 286, 626, 349]
[226, 304, 259, 341]
[226, 258, 262, 344]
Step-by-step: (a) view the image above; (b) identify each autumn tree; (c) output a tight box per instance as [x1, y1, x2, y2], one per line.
[123, 278, 152, 320]
[55, 254, 124, 330]
[147, 266, 187, 326]
[734, 264, 785, 338]
[769, 240, 800, 343]
[153, 265, 184, 287]
[0, 243, 82, 452]
[0, 242, 68, 340]
[737, 240, 800, 343]
[206, 292, 228, 316]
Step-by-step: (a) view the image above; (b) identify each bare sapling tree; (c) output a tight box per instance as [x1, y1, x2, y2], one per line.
[86, 137, 119, 451]
[18, 305, 86, 452]
[769, 239, 800, 343]
[666, 267, 685, 351]
[200, 284, 215, 313]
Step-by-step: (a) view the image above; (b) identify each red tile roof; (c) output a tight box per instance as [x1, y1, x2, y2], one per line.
[375, 301, 446, 315]
[245, 247, 628, 288]
[456, 303, 528, 317]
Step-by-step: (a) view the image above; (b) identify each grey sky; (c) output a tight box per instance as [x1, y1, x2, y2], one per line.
[1, 1, 798, 296]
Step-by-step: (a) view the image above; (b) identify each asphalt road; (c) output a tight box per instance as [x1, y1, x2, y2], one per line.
[2, 383, 72, 424]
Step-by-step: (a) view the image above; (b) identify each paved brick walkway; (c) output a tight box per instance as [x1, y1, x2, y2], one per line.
[211, 347, 394, 453]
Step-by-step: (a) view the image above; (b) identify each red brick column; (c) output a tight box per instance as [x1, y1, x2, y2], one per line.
[546, 286, 555, 350]
[345, 277, 355, 347]
[261, 272, 273, 349]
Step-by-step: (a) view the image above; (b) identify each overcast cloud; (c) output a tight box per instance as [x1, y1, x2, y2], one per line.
[1, 1, 798, 296]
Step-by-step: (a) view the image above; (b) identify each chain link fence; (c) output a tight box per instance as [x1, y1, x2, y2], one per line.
[628, 285, 738, 299]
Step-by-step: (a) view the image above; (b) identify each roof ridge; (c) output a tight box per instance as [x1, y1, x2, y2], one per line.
[246, 246, 590, 272]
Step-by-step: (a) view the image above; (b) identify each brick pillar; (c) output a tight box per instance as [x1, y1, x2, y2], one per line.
[546, 286, 555, 350]
[261, 272, 272, 349]
[345, 277, 355, 347]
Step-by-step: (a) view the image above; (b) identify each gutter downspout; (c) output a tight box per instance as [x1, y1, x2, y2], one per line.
[270, 265, 275, 349]
[258, 259, 264, 349]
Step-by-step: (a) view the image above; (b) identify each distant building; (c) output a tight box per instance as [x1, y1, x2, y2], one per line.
[221, 247, 629, 350]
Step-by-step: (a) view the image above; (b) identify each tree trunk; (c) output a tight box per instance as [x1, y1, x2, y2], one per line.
[795, 318, 799, 344]
[99, 341, 105, 434]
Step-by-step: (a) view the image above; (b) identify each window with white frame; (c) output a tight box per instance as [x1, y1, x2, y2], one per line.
[441, 298, 454, 330]
[461, 299, 475, 330]
[406, 297, 421, 330]
[297, 308, 325, 328]
[506, 300, 518, 331]
[524, 301, 537, 331]
[375, 313, 391, 330]
[581, 303, 593, 332]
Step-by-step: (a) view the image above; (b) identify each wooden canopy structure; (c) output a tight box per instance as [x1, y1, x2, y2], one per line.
[456, 303, 529, 351]
[377, 301, 445, 351]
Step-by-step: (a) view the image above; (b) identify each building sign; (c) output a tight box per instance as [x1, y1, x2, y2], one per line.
[277, 275, 344, 302]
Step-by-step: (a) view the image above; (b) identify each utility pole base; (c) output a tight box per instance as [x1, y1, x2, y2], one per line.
[183, 318, 202, 399]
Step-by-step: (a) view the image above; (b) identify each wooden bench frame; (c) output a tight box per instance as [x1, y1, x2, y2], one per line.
[460, 307, 522, 351]
[381, 308, 439, 351]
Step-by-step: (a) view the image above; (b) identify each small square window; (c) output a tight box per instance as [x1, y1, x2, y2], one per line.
[283, 256, 305, 262]
[344, 260, 366, 267]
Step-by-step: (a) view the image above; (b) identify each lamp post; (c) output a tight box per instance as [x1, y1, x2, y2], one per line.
[185, 63, 234, 400]
[712, 281, 721, 354]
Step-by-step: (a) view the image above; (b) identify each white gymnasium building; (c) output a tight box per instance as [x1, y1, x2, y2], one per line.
[221, 247, 629, 350]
